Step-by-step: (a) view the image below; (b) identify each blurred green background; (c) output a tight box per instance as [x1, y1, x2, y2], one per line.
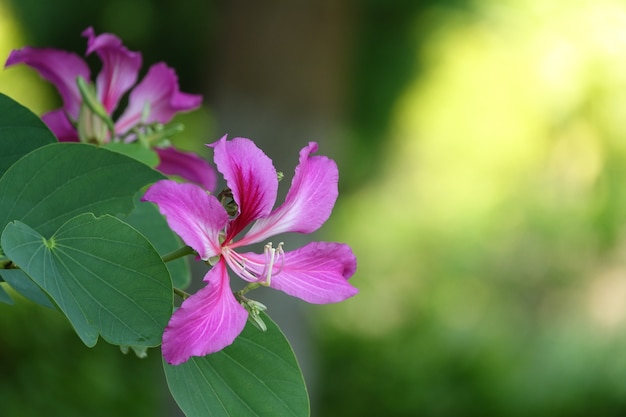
[3, 0, 626, 416]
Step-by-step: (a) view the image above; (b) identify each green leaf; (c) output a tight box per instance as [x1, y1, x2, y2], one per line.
[164, 313, 310, 417]
[123, 198, 191, 289]
[0, 142, 165, 238]
[0, 269, 53, 308]
[1, 214, 173, 347]
[0, 283, 13, 304]
[103, 142, 159, 167]
[0, 93, 57, 177]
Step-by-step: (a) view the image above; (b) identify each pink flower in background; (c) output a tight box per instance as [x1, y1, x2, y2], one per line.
[143, 136, 358, 365]
[5, 27, 215, 191]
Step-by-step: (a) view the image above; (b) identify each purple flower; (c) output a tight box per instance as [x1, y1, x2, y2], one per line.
[142, 136, 358, 365]
[5, 27, 215, 190]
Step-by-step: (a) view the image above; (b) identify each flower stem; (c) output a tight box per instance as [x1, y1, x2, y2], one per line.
[162, 246, 195, 263]
[173, 287, 190, 300]
[237, 282, 261, 297]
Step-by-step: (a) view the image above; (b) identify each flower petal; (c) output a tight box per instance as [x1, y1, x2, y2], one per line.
[239, 142, 338, 246]
[82, 27, 142, 114]
[115, 62, 202, 134]
[155, 147, 217, 191]
[210, 136, 278, 241]
[238, 241, 358, 304]
[41, 109, 78, 142]
[161, 260, 248, 365]
[142, 180, 227, 260]
[5, 47, 89, 118]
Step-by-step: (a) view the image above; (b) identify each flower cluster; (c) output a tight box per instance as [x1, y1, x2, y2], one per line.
[5, 27, 215, 190]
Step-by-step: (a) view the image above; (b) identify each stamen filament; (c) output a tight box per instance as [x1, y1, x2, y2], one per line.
[262, 242, 276, 287]
[224, 242, 286, 285]
[225, 249, 260, 281]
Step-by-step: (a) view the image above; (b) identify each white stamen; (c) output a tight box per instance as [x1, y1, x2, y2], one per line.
[260, 242, 285, 287]
[262, 243, 276, 286]
[224, 242, 286, 284]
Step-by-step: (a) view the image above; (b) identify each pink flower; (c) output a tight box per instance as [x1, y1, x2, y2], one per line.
[5, 27, 215, 190]
[142, 136, 358, 364]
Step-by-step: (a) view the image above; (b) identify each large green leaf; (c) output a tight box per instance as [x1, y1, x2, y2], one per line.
[164, 313, 310, 417]
[123, 198, 191, 289]
[0, 142, 164, 237]
[0, 93, 57, 177]
[1, 214, 173, 347]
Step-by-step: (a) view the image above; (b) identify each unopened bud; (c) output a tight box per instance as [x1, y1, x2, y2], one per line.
[76, 77, 115, 144]
[241, 299, 268, 332]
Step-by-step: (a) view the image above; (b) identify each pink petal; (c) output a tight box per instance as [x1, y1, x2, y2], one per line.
[155, 147, 217, 191]
[115, 62, 202, 134]
[237, 242, 358, 304]
[238, 142, 338, 247]
[41, 110, 78, 142]
[142, 180, 227, 260]
[161, 260, 248, 364]
[210, 136, 278, 241]
[82, 27, 142, 114]
[5, 47, 89, 118]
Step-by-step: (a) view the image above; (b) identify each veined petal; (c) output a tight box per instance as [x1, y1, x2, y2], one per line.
[238, 241, 358, 304]
[210, 136, 278, 241]
[115, 62, 202, 134]
[82, 27, 141, 114]
[239, 142, 338, 246]
[142, 180, 227, 260]
[5, 47, 89, 118]
[41, 110, 78, 142]
[161, 260, 248, 365]
[155, 147, 217, 191]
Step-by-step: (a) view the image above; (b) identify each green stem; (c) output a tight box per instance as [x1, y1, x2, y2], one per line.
[236, 282, 261, 298]
[173, 287, 190, 300]
[162, 246, 195, 263]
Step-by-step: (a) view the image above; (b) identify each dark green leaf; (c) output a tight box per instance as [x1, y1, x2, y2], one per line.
[0, 93, 57, 176]
[1, 214, 173, 347]
[0, 282, 13, 304]
[0, 269, 53, 308]
[0, 142, 165, 237]
[103, 142, 159, 167]
[123, 198, 191, 289]
[164, 313, 310, 417]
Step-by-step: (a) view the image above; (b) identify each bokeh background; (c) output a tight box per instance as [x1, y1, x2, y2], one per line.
[3, 0, 626, 416]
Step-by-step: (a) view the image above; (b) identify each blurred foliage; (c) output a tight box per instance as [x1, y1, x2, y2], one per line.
[0, 291, 166, 417]
[317, 317, 626, 417]
[318, 0, 626, 415]
[345, 0, 474, 188]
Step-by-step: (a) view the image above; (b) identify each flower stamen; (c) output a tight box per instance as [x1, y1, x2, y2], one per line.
[224, 249, 258, 281]
[260, 242, 284, 287]
[225, 242, 285, 291]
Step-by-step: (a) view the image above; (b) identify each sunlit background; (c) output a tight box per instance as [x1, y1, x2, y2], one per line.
[3, 0, 626, 416]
